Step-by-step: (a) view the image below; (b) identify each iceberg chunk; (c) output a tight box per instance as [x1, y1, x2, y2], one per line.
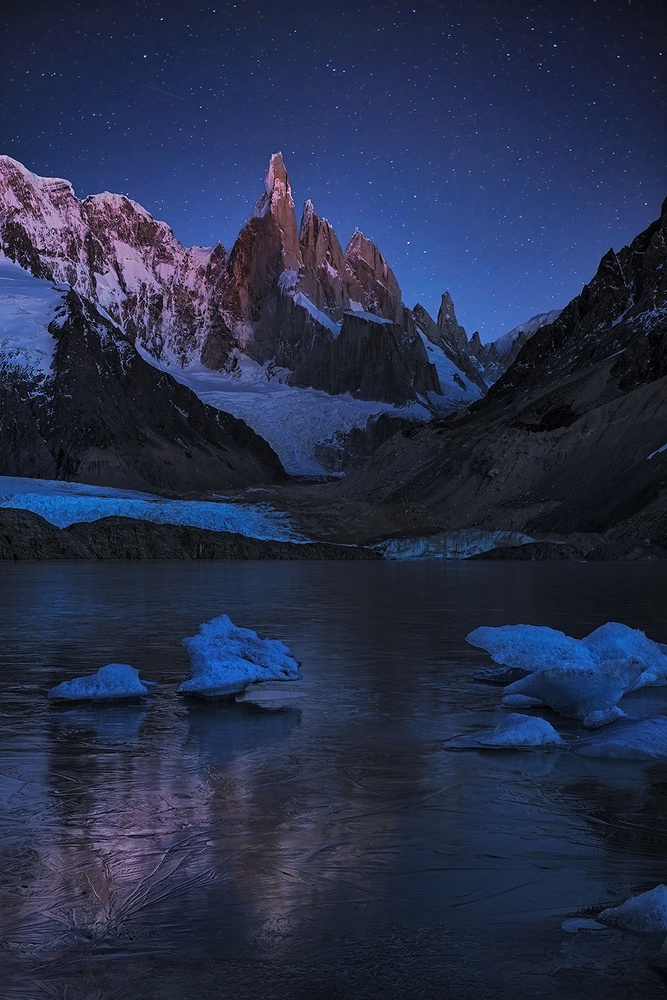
[501, 660, 641, 727]
[467, 621, 663, 727]
[467, 624, 592, 674]
[48, 663, 154, 701]
[476, 713, 563, 747]
[582, 622, 667, 689]
[600, 885, 667, 933]
[178, 614, 301, 699]
[444, 712, 562, 750]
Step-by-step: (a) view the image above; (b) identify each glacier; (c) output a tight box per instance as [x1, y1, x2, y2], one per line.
[0, 475, 307, 541]
[137, 348, 432, 477]
[372, 529, 535, 560]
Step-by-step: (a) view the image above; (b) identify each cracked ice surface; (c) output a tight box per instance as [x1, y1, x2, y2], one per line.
[1, 560, 666, 999]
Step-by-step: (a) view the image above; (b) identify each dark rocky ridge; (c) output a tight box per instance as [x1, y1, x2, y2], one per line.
[0, 287, 286, 492]
[0, 509, 380, 561]
[336, 200, 667, 551]
[269, 297, 438, 404]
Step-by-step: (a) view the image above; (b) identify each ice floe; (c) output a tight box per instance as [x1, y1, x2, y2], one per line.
[177, 614, 301, 698]
[600, 884, 667, 933]
[467, 622, 667, 727]
[48, 663, 155, 701]
[561, 917, 608, 933]
[446, 712, 563, 750]
[467, 624, 590, 674]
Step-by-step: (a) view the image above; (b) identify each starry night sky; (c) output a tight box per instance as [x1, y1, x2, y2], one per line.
[1, 0, 665, 341]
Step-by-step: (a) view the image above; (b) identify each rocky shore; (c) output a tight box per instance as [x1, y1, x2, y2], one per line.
[0, 509, 380, 561]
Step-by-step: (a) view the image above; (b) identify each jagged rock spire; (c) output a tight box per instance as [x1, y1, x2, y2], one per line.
[251, 152, 302, 271]
[436, 291, 468, 352]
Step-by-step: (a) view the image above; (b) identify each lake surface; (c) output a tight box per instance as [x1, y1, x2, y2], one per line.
[0, 560, 666, 999]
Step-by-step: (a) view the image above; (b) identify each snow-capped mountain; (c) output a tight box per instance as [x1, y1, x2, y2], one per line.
[0, 257, 285, 491]
[0, 152, 489, 475]
[492, 309, 562, 361]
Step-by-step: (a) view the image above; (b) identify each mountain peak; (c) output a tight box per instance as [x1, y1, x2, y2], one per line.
[436, 291, 467, 351]
[265, 152, 288, 195]
[244, 152, 301, 272]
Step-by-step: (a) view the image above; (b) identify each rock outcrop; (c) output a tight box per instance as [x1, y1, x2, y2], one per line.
[0, 509, 380, 560]
[412, 292, 503, 390]
[0, 272, 286, 492]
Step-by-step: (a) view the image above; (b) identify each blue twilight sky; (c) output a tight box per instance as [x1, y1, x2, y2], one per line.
[1, 0, 664, 341]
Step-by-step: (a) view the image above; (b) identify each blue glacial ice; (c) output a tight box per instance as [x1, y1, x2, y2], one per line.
[600, 884, 667, 933]
[48, 663, 155, 701]
[467, 624, 590, 674]
[371, 528, 534, 560]
[582, 621, 667, 689]
[466, 622, 667, 727]
[177, 614, 301, 699]
[0, 475, 307, 541]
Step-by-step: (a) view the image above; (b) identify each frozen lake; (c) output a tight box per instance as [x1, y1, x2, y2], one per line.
[0, 560, 666, 999]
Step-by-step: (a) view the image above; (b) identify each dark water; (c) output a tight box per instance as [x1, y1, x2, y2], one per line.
[0, 560, 666, 999]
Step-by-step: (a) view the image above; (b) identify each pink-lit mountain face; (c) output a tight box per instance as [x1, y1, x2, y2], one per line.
[0, 152, 495, 408]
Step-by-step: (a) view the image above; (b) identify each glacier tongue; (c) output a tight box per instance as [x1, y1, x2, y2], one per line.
[136, 347, 431, 476]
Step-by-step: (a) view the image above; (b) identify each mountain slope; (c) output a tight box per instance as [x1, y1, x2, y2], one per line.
[0, 258, 285, 491]
[337, 199, 667, 553]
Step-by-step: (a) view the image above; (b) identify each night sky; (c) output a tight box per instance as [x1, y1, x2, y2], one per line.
[2, 0, 664, 341]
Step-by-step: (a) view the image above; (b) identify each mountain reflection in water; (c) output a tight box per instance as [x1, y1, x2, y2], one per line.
[0, 560, 665, 999]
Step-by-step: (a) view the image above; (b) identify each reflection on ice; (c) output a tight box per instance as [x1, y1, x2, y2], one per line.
[50, 702, 147, 744]
[186, 699, 301, 764]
